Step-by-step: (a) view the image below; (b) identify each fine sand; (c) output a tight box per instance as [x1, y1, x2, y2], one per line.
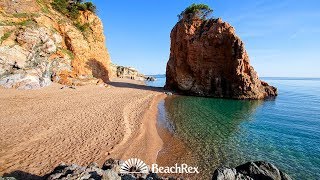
[0, 78, 165, 177]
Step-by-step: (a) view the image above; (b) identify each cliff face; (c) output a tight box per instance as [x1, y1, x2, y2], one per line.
[110, 63, 156, 81]
[165, 18, 277, 99]
[0, 0, 111, 89]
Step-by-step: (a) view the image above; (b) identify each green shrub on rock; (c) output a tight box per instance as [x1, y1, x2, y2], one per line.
[0, 31, 13, 45]
[74, 22, 90, 32]
[51, 0, 97, 20]
[178, 3, 213, 20]
[84, 2, 96, 13]
[51, 0, 69, 16]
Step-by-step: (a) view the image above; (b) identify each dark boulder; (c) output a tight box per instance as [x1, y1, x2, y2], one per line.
[212, 161, 291, 180]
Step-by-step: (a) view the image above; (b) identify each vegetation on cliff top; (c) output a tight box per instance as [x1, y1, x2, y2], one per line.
[178, 3, 213, 20]
[51, 0, 96, 33]
[51, 0, 96, 20]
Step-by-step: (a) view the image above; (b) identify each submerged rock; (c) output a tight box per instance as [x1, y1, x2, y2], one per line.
[212, 161, 292, 180]
[165, 15, 277, 99]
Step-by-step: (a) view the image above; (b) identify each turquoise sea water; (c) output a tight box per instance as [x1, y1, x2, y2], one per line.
[147, 76, 320, 179]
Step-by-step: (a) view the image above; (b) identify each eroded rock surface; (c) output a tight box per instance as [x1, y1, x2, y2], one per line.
[0, 0, 111, 89]
[165, 17, 277, 99]
[46, 162, 121, 180]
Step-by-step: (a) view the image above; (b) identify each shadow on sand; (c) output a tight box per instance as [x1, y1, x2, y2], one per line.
[85, 59, 110, 83]
[108, 80, 165, 93]
[3, 170, 44, 180]
[85, 58, 165, 93]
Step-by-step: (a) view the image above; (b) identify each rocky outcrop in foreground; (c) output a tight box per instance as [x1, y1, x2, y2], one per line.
[1, 160, 290, 180]
[0, 0, 111, 89]
[45, 159, 156, 180]
[46, 162, 121, 180]
[46, 160, 291, 180]
[212, 161, 292, 180]
[165, 16, 277, 99]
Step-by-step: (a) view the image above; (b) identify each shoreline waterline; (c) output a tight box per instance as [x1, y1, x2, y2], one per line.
[155, 95, 204, 179]
[110, 93, 167, 166]
[149, 76, 320, 179]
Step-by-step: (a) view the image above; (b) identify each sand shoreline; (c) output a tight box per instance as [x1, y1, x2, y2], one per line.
[0, 78, 165, 178]
[108, 93, 166, 165]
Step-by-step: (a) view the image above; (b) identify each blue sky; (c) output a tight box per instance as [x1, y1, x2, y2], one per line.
[91, 0, 320, 77]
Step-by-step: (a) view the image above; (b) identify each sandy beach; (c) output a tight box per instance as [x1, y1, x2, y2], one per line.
[0, 78, 164, 178]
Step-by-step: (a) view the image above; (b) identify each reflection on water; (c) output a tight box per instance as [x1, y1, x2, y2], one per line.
[156, 78, 320, 179]
[157, 96, 263, 178]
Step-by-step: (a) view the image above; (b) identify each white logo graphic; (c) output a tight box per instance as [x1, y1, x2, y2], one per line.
[120, 158, 149, 174]
[152, 164, 199, 174]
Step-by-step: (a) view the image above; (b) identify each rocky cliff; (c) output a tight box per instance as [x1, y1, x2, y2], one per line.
[165, 17, 277, 99]
[0, 0, 111, 89]
[110, 63, 156, 81]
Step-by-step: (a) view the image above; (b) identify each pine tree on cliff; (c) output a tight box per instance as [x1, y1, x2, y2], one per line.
[51, 0, 96, 20]
[178, 3, 213, 20]
[165, 4, 277, 99]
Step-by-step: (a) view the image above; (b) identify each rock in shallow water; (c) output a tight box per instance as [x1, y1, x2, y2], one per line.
[165, 17, 277, 99]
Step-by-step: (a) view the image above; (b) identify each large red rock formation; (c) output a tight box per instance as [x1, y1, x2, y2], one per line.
[165, 17, 277, 99]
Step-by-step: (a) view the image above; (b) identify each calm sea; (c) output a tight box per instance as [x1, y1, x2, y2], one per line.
[146, 75, 320, 179]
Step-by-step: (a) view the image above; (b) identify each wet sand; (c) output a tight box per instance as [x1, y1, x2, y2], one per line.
[155, 97, 200, 179]
[0, 78, 164, 177]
